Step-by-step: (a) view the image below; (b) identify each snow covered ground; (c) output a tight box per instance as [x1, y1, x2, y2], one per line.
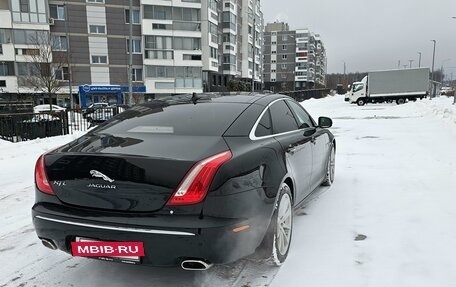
[1, 95, 455, 286]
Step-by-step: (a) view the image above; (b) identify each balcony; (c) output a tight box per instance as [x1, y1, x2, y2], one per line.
[0, 10, 12, 28]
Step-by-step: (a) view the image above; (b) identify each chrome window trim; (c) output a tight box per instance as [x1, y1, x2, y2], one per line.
[249, 98, 313, 141]
[35, 215, 195, 236]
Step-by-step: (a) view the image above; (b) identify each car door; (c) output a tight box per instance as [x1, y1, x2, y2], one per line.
[269, 100, 313, 204]
[287, 100, 330, 191]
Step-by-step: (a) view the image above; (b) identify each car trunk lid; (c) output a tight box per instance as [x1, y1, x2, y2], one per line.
[44, 134, 229, 212]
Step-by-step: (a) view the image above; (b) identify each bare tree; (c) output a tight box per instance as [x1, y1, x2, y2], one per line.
[20, 31, 69, 111]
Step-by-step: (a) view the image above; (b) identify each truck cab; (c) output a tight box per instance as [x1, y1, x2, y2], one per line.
[348, 76, 368, 104]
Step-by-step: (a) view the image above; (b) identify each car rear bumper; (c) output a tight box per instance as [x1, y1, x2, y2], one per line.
[32, 199, 271, 267]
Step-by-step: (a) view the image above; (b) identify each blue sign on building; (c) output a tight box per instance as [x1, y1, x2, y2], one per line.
[78, 85, 146, 108]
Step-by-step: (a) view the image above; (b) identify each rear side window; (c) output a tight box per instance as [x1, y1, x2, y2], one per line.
[269, 100, 298, 134]
[286, 100, 314, 129]
[98, 102, 248, 136]
[255, 109, 272, 137]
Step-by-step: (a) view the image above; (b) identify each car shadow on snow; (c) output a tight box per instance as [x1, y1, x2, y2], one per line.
[57, 251, 279, 287]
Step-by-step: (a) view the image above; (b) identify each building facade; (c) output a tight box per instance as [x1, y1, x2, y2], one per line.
[202, 0, 263, 92]
[263, 22, 327, 93]
[0, 0, 264, 109]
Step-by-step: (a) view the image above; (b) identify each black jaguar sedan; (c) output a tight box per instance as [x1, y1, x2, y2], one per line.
[32, 93, 335, 270]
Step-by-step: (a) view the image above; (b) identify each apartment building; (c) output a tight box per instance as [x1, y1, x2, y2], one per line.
[49, 0, 145, 107]
[0, 0, 50, 104]
[263, 22, 296, 92]
[201, 0, 263, 92]
[263, 22, 327, 93]
[0, 0, 264, 108]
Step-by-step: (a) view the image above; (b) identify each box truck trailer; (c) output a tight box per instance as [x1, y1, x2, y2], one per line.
[348, 68, 430, 106]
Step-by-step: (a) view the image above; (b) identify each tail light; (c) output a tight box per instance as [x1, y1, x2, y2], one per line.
[35, 155, 55, 195]
[166, 151, 232, 206]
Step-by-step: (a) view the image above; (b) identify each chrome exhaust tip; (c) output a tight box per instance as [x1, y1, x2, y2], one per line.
[40, 238, 57, 250]
[181, 259, 213, 271]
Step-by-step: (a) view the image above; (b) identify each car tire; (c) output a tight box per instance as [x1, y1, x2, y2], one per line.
[396, 98, 405, 105]
[321, 146, 335, 186]
[356, 98, 366, 106]
[258, 183, 293, 266]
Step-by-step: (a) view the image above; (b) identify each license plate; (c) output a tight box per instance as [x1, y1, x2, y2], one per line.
[72, 237, 144, 264]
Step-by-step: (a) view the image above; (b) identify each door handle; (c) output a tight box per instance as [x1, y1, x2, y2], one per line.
[287, 144, 298, 154]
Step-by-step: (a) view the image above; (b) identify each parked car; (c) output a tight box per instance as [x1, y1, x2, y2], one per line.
[85, 108, 114, 124]
[32, 93, 335, 269]
[82, 103, 110, 116]
[87, 102, 110, 109]
[440, 87, 455, 97]
[33, 104, 66, 114]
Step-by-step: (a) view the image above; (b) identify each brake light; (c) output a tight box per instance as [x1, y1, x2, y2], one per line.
[35, 155, 55, 195]
[166, 151, 232, 206]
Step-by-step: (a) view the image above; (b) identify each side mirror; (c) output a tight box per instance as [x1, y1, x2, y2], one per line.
[318, 117, 333, 128]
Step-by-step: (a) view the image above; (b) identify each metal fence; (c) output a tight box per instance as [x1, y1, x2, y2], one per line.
[282, 88, 331, 102]
[0, 106, 127, 143]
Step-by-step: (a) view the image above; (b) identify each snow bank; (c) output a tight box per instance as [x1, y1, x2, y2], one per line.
[415, 96, 456, 126]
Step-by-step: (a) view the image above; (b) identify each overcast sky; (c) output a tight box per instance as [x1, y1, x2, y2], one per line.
[262, 0, 456, 76]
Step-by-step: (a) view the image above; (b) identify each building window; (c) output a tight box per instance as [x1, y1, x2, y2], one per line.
[143, 5, 172, 20]
[210, 47, 217, 59]
[152, 23, 171, 30]
[55, 67, 69, 80]
[87, 0, 104, 3]
[49, 4, 65, 20]
[52, 35, 67, 51]
[0, 29, 12, 44]
[15, 48, 40, 55]
[12, 0, 47, 23]
[281, 64, 287, 69]
[183, 54, 202, 60]
[145, 50, 173, 59]
[125, 9, 140, 24]
[19, 0, 29, 12]
[282, 45, 287, 50]
[126, 39, 141, 54]
[131, 68, 143, 81]
[271, 69, 276, 73]
[271, 41, 276, 45]
[89, 25, 106, 34]
[174, 37, 201, 50]
[272, 60, 277, 63]
[282, 55, 287, 60]
[91, 55, 107, 64]
[271, 78, 276, 82]
[0, 63, 8, 76]
[0, 80, 6, 87]
[282, 35, 288, 41]
[272, 51, 276, 54]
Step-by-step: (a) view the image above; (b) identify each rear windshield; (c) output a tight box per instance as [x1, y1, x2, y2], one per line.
[96, 102, 248, 136]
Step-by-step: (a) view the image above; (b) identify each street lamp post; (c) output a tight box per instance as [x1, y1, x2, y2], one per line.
[341, 61, 347, 89]
[417, 52, 422, 68]
[128, 0, 133, 105]
[431, 40, 436, 98]
[64, 1, 74, 109]
[452, 17, 456, 104]
[252, 17, 256, 92]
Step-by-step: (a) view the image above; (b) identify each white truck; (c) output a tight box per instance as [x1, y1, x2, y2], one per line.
[348, 68, 430, 106]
